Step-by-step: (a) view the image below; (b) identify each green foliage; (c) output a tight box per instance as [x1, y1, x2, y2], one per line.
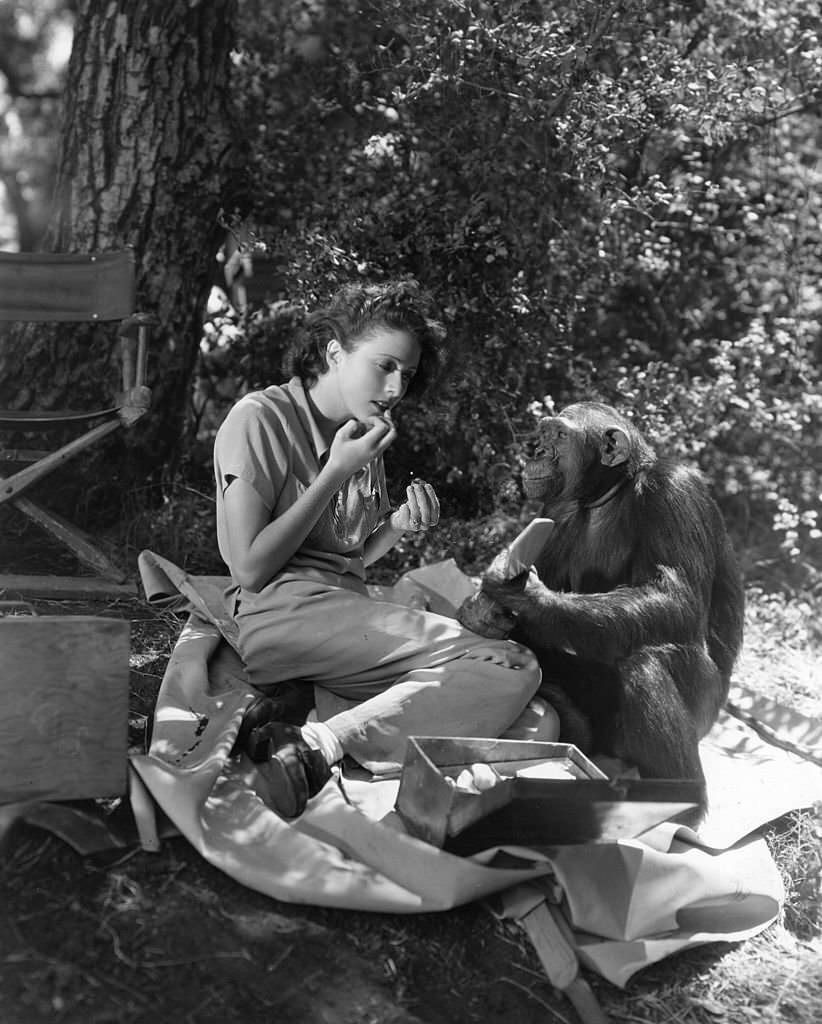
[198, 0, 822, 586]
[606, 321, 821, 579]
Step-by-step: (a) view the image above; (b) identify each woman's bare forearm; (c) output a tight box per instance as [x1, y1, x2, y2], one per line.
[230, 463, 347, 590]
[363, 513, 405, 566]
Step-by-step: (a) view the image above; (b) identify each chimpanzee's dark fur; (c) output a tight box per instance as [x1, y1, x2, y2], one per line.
[461, 402, 745, 818]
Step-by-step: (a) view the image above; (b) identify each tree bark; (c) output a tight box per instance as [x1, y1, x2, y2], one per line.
[0, 0, 238, 521]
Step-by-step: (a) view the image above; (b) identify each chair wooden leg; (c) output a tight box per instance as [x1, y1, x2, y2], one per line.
[7, 491, 128, 582]
[0, 419, 121, 503]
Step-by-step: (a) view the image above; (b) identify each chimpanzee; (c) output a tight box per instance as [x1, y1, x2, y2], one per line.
[457, 401, 745, 815]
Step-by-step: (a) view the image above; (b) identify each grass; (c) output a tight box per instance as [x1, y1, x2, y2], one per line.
[1, 503, 821, 1024]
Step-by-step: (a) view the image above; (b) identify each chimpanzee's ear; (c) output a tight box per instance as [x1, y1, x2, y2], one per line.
[600, 426, 631, 468]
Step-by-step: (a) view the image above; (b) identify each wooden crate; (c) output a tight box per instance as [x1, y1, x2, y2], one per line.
[0, 615, 130, 803]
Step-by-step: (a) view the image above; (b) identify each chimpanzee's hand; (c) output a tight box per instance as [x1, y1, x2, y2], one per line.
[480, 568, 541, 616]
[456, 590, 516, 640]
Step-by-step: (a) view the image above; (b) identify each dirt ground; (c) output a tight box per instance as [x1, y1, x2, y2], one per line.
[1, 515, 820, 1024]
[1, 818, 573, 1024]
[0, 522, 601, 1024]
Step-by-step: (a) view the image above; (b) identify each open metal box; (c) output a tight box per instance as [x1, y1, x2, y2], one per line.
[395, 736, 703, 853]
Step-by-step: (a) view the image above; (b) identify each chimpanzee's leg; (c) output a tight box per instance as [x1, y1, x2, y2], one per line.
[611, 644, 707, 784]
[534, 650, 620, 755]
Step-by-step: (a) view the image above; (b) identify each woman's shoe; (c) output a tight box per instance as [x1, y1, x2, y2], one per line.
[235, 702, 331, 818]
[233, 696, 286, 761]
[256, 724, 332, 818]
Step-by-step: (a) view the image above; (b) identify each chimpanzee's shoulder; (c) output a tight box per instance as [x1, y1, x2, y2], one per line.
[636, 457, 716, 509]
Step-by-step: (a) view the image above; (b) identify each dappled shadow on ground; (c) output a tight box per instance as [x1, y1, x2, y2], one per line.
[1, 824, 582, 1024]
[0, 573, 582, 1024]
[3, 520, 820, 1024]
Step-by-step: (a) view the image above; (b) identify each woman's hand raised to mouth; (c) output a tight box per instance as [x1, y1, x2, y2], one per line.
[328, 414, 398, 481]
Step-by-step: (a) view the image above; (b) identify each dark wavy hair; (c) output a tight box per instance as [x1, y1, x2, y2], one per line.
[286, 278, 447, 398]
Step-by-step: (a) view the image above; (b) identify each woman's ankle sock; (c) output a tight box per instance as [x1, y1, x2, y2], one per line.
[300, 721, 343, 765]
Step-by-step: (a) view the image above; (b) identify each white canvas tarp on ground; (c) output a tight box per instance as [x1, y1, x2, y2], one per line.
[132, 550, 822, 988]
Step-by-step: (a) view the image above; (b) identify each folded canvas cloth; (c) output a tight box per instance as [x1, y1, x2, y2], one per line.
[131, 550, 822, 986]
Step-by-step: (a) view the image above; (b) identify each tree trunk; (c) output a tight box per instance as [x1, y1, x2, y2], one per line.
[0, 0, 238, 523]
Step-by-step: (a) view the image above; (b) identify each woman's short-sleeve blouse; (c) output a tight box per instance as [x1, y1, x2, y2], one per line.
[214, 378, 391, 582]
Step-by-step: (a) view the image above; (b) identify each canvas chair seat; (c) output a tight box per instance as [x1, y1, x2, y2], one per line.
[0, 249, 154, 593]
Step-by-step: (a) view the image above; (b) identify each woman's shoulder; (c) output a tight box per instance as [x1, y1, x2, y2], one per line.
[224, 382, 299, 426]
[235, 382, 289, 410]
[215, 386, 297, 456]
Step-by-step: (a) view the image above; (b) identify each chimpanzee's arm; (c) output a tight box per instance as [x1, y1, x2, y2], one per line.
[482, 466, 719, 664]
[487, 565, 701, 662]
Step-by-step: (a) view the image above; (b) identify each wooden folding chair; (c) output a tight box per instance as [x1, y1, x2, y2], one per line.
[0, 250, 153, 596]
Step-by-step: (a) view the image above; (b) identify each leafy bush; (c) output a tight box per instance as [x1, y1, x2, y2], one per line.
[191, 0, 822, 587]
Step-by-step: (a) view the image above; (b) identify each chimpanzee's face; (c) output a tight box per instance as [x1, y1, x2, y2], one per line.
[522, 414, 591, 500]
